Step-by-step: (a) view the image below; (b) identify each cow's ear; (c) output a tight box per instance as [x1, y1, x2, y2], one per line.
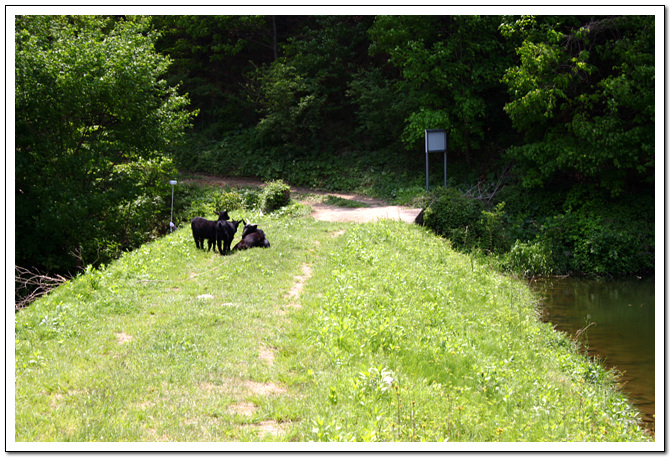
[250, 224, 258, 230]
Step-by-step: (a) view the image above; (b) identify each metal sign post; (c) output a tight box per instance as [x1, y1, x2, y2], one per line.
[425, 129, 447, 191]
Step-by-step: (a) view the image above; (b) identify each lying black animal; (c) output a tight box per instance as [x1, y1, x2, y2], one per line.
[215, 219, 242, 254]
[233, 222, 271, 250]
[191, 211, 229, 252]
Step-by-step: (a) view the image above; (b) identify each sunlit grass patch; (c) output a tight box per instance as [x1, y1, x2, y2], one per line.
[14, 214, 340, 442]
[289, 220, 649, 442]
[14, 212, 650, 443]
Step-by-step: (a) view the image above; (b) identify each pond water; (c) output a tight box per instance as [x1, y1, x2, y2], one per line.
[529, 276, 655, 433]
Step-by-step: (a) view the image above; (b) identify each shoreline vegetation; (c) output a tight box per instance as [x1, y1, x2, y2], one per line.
[14, 201, 652, 445]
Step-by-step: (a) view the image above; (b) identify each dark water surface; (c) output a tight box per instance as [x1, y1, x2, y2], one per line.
[530, 277, 655, 433]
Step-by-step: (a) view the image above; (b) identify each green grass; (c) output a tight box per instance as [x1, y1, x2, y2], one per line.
[14, 210, 651, 444]
[322, 195, 368, 208]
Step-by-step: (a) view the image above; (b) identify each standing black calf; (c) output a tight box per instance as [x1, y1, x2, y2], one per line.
[233, 222, 271, 250]
[215, 219, 242, 255]
[191, 210, 229, 252]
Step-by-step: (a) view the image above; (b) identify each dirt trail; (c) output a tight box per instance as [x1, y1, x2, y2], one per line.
[182, 172, 422, 224]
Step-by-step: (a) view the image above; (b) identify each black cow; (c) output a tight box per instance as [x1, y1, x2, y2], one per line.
[233, 222, 271, 250]
[215, 219, 242, 255]
[191, 211, 229, 252]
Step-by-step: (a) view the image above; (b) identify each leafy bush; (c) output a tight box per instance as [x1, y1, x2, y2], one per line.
[259, 179, 291, 213]
[15, 16, 195, 274]
[422, 188, 485, 250]
[504, 239, 554, 277]
[238, 187, 261, 210]
[536, 187, 655, 276]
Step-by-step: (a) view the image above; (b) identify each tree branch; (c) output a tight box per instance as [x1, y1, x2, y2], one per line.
[15, 265, 72, 311]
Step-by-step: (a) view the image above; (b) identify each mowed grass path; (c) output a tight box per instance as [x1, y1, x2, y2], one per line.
[14, 213, 651, 445]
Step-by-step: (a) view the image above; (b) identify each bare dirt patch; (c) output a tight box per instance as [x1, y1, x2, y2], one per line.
[115, 332, 133, 344]
[50, 393, 64, 409]
[243, 380, 287, 395]
[310, 203, 422, 223]
[228, 401, 258, 417]
[285, 263, 313, 301]
[133, 401, 155, 410]
[259, 347, 276, 366]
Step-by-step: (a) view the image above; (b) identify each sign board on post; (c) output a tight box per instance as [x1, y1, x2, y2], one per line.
[425, 129, 447, 191]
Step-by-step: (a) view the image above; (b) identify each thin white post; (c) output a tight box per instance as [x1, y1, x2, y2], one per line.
[169, 180, 177, 232]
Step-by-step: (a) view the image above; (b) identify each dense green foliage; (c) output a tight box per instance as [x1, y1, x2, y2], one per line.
[151, 14, 655, 275]
[501, 16, 655, 196]
[369, 16, 516, 161]
[15, 16, 195, 274]
[15, 13, 656, 280]
[420, 183, 654, 276]
[422, 188, 486, 250]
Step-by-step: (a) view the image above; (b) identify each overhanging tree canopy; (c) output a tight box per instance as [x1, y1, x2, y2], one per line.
[500, 15, 655, 195]
[15, 15, 196, 272]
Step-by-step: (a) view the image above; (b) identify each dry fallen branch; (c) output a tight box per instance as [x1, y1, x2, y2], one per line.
[461, 163, 513, 203]
[15, 265, 71, 311]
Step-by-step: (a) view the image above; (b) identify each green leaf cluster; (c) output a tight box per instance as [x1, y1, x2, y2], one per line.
[153, 14, 654, 200]
[501, 16, 655, 195]
[370, 16, 515, 162]
[421, 182, 654, 276]
[15, 16, 196, 273]
[421, 188, 485, 250]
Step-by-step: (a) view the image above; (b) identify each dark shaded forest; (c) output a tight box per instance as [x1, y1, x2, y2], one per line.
[15, 14, 656, 285]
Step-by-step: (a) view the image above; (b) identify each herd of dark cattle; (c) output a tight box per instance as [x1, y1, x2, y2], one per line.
[190, 210, 270, 255]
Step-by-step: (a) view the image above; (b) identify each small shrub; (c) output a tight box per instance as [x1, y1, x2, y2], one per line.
[238, 188, 261, 210]
[479, 202, 510, 253]
[259, 179, 291, 213]
[422, 188, 484, 250]
[216, 189, 244, 212]
[504, 239, 554, 277]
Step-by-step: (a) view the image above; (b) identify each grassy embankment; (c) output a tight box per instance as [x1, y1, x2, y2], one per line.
[14, 208, 650, 444]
